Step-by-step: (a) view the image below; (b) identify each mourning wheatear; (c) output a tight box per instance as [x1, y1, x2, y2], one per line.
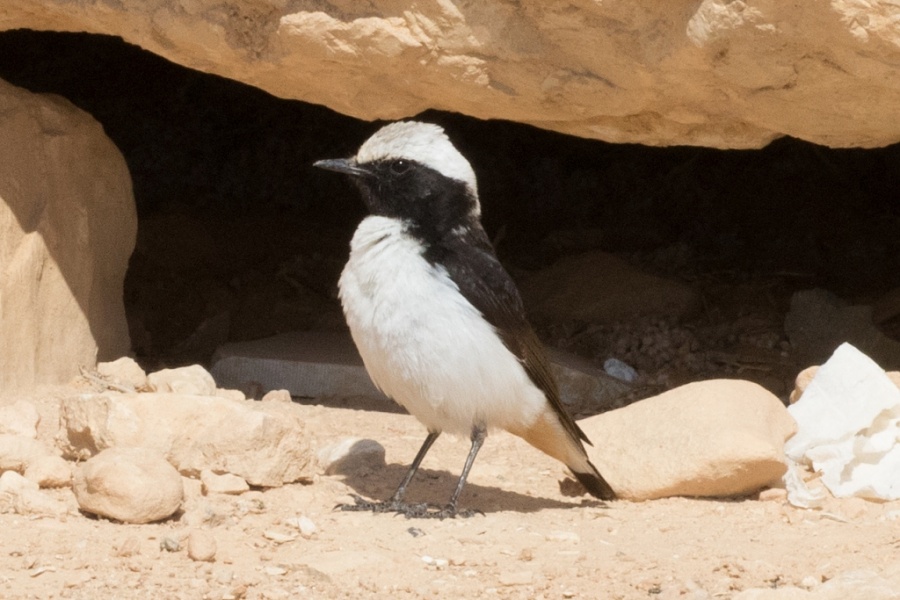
[315, 121, 615, 518]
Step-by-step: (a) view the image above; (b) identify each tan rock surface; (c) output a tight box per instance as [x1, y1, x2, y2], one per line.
[73, 447, 184, 524]
[581, 379, 796, 500]
[2, 2, 900, 148]
[0, 78, 135, 391]
[59, 392, 314, 487]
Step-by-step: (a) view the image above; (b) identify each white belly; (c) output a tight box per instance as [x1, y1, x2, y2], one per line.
[338, 216, 545, 436]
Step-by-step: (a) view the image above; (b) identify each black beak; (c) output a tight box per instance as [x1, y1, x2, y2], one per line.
[313, 158, 372, 178]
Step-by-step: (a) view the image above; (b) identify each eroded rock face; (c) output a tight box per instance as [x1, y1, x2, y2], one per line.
[0, 78, 135, 390]
[2, 1, 900, 148]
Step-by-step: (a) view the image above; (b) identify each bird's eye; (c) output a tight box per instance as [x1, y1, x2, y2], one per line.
[390, 159, 412, 175]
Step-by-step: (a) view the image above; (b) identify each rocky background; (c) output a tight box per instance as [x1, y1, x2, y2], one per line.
[1, 30, 899, 400]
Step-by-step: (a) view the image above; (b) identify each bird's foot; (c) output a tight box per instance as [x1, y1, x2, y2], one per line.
[336, 495, 482, 519]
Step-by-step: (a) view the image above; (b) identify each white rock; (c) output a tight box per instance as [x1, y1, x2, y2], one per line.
[215, 388, 246, 402]
[24, 455, 73, 488]
[0, 401, 40, 438]
[603, 358, 638, 383]
[0, 471, 66, 517]
[147, 364, 217, 395]
[261, 389, 292, 403]
[97, 357, 148, 390]
[581, 379, 796, 500]
[0, 434, 51, 473]
[60, 392, 313, 487]
[785, 343, 900, 500]
[0, 470, 38, 494]
[286, 515, 317, 538]
[317, 437, 386, 476]
[0, 79, 134, 391]
[200, 469, 249, 495]
[73, 447, 184, 524]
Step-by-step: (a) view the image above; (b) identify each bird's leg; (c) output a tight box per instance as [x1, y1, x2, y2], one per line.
[436, 424, 487, 518]
[387, 425, 486, 519]
[339, 431, 440, 514]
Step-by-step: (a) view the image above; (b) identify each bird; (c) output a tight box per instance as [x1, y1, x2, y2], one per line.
[314, 121, 616, 518]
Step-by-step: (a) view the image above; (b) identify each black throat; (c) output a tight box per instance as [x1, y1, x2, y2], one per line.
[352, 158, 480, 257]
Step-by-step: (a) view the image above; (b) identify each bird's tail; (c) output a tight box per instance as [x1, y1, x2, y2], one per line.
[570, 460, 616, 501]
[510, 411, 617, 501]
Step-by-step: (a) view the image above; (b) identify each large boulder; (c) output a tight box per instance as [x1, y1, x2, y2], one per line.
[73, 447, 184, 524]
[0, 78, 135, 390]
[581, 379, 796, 500]
[2, 2, 899, 148]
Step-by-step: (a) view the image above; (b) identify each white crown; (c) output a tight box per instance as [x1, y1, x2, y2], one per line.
[355, 121, 479, 196]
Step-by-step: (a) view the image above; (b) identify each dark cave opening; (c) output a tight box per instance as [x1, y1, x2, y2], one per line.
[1, 29, 898, 400]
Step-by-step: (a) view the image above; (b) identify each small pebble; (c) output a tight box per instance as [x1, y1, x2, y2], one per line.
[264, 566, 287, 576]
[801, 575, 819, 589]
[160, 537, 181, 552]
[546, 531, 580, 542]
[188, 530, 217, 562]
[263, 530, 296, 544]
[115, 536, 141, 558]
[758, 487, 787, 502]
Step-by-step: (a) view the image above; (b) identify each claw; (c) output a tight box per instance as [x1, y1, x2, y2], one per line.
[336, 495, 481, 519]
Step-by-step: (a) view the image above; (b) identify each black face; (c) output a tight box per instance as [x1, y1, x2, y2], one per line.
[351, 157, 480, 245]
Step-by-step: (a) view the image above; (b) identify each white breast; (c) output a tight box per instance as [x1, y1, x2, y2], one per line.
[338, 216, 545, 436]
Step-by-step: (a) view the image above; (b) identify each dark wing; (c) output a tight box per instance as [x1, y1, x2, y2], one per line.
[430, 227, 592, 447]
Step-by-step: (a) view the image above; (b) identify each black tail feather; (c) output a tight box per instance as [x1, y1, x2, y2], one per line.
[571, 460, 616, 501]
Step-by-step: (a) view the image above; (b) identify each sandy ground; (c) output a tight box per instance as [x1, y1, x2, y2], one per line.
[1, 387, 899, 600]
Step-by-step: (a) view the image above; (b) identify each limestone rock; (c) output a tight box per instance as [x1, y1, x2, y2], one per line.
[261, 389, 292, 403]
[187, 530, 217, 562]
[0, 400, 40, 438]
[200, 469, 249, 495]
[59, 392, 314, 487]
[24, 455, 73, 488]
[0, 78, 134, 391]
[580, 379, 796, 500]
[0, 470, 67, 516]
[3, 3, 900, 148]
[73, 447, 184, 524]
[518, 251, 699, 326]
[211, 330, 391, 401]
[785, 343, 900, 500]
[0, 434, 51, 473]
[147, 364, 217, 395]
[97, 357, 148, 391]
[317, 438, 386, 476]
[789, 366, 819, 404]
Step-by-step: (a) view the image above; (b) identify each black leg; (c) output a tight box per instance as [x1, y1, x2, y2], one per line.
[447, 425, 487, 512]
[338, 426, 488, 519]
[338, 431, 440, 515]
[389, 430, 441, 503]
